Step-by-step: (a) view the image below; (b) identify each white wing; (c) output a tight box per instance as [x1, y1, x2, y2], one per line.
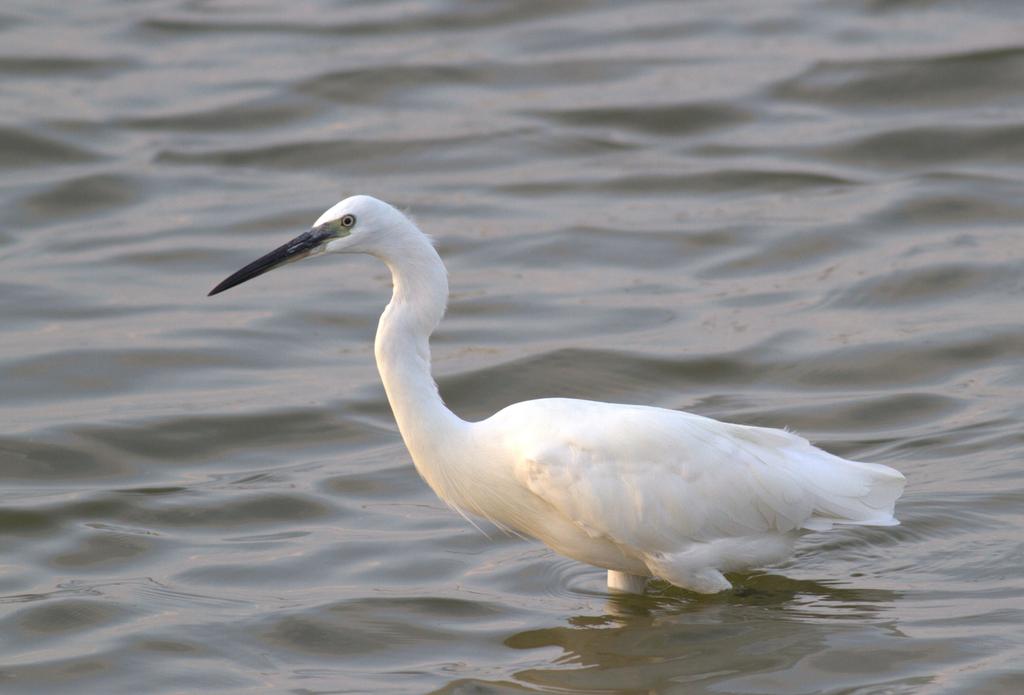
[492, 398, 904, 553]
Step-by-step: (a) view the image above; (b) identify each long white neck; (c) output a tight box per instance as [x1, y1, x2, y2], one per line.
[372, 231, 467, 484]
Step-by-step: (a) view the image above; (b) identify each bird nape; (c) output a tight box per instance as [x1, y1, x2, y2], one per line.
[209, 195, 906, 595]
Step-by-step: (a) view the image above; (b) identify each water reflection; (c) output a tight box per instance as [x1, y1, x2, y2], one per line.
[504, 579, 903, 692]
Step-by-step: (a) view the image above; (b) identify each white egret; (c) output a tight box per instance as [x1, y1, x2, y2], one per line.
[209, 195, 905, 594]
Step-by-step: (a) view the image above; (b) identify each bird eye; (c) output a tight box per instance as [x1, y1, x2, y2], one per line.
[340, 214, 356, 228]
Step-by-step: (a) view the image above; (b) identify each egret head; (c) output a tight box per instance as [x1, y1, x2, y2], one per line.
[208, 195, 409, 296]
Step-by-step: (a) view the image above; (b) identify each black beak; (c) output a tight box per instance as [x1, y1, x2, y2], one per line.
[208, 226, 333, 296]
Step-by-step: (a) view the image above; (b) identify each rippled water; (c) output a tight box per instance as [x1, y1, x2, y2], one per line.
[2, 1, 1023, 692]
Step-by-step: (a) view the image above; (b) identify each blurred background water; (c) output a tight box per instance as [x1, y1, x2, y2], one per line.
[2, 0, 1023, 692]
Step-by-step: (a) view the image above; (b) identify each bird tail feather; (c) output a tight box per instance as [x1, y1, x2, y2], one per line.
[785, 445, 906, 531]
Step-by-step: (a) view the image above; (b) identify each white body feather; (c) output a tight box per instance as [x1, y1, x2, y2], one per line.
[305, 196, 906, 593]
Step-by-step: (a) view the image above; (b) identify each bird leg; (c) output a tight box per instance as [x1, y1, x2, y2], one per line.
[607, 570, 648, 593]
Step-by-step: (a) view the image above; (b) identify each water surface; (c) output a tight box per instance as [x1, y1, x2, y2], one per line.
[2, 1, 1023, 692]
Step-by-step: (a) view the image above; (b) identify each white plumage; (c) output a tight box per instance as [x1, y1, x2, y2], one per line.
[210, 195, 906, 594]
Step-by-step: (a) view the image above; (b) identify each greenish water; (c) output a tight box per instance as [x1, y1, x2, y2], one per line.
[2, 1, 1023, 692]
